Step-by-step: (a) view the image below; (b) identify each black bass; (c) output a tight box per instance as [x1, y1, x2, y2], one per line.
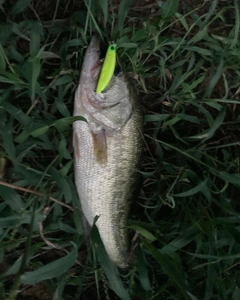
[73, 36, 142, 268]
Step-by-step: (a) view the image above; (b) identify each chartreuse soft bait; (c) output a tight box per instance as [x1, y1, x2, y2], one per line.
[96, 42, 117, 94]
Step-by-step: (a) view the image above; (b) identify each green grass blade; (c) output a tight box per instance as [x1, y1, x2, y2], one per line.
[136, 249, 151, 291]
[10, 0, 32, 16]
[160, 0, 179, 21]
[0, 186, 24, 211]
[30, 22, 42, 57]
[49, 166, 73, 203]
[21, 243, 78, 285]
[91, 224, 130, 300]
[98, 0, 108, 28]
[118, 0, 132, 32]
[30, 57, 41, 101]
[142, 239, 188, 296]
[205, 57, 224, 97]
[0, 43, 6, 70]
[231, 0, 240, 47]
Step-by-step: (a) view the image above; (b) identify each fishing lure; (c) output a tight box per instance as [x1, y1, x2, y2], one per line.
[96, 42, 117, 94]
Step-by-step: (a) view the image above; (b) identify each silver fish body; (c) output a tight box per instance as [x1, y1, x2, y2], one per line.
[73, 36, 142, 268]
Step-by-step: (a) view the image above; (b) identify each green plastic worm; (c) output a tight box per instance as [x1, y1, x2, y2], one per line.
[96, 42, 117, 94]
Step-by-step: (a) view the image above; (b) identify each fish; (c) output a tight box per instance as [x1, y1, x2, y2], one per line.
[73, 35, 143, 268]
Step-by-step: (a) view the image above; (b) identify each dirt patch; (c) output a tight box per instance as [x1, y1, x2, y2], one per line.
[17, 282, 52, 300]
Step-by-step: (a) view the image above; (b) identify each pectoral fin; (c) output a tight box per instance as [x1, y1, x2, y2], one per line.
[91, 129, 107, 166]
[73, 130, 80, 161]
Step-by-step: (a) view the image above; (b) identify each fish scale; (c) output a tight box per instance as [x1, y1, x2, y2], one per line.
[73, 36, 143, 268]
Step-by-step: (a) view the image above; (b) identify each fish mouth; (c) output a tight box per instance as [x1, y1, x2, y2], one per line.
[89, 35, 100, 51]
[83, 35, 101, 74]
[81, 35, 102, 83]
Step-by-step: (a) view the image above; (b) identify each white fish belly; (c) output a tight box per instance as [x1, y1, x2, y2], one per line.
[74, 106, 141, 268]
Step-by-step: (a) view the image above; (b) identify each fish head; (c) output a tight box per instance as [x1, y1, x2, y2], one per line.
[80, 35, 101, 86]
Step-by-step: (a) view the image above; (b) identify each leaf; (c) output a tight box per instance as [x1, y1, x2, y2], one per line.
[51, 75, 73, 88]
[54, 116, 87, 129]
[3, 102, 32, 126]
[190, 106, 226, 141]
[160, 225, 199, 254]
[0, 186, 24, 211]
[117, 42, 138, 49]
[205, 57, 224, 97]
[128, 225, 157, 242]
[0, 24, 12, 46]
[53, 276, 67, 300]
[98, 0, 108, 28]
[218, 172, 240, 188]
[37, 49, 60, 59]
[233, 287, 240, 300]
[58, 220, 76, 234]
[173, 178, 211, 201]
[230, 0, 239, 48]
[142, 239, 188, 294]
[161, 0, 179, 21]
[0, 213, 45, 228]
[30, 22, 42, 57]
[0, 250, 4, 263]
[0, 73, 25, 85]
[5, 243, 42, 276]
[58, 134, 72, 160]
[0, 43, 6, 70]
[136, 249, 151, 291]
[2, 121, 16, 159]
[186, 74, 205, 90]
[49, 167, 73, 203]
[186, 291, 200, 300]
[191, 102, 214, 126]
[118, 0, 132, 32]
[144, 114, 169, 123]
[21, 243, 78, 284]
[131, 29, 148, 42]
[5, 255, 23, 276]
[30, 116, 86, 137]
[177, 114, 200, 124]
[55, 87, 70, 117]
[175, 12, 189, 31]
[31, 125, 49, 137]
[91, 225, 130, 300]
[60, 39, 85, 52]
[10, 0, 32, 16]
[30, 57, 41, 101]
[189, 26, 208, 43]
[8, 45, 24, 63]
[185, 46, 212, 56]
[59, 160, 73, 177]
[14, 128, 31, 143]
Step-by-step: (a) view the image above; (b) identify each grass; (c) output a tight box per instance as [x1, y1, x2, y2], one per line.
[0, 0, 240, 299]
